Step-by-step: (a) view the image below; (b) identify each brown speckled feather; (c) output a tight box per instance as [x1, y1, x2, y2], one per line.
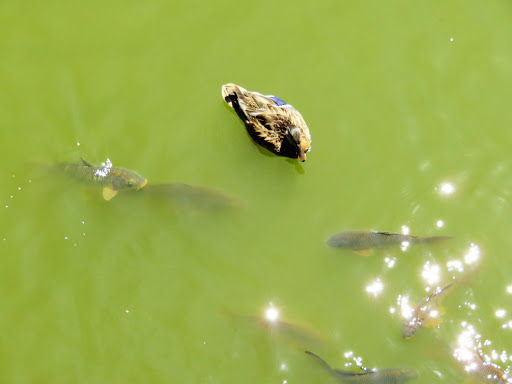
[222, 83, 311, 161]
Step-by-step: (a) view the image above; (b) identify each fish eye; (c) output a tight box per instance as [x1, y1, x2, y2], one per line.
[127, 182, 133, 187]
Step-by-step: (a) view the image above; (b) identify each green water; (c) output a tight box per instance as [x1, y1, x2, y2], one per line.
[1, 0, 512, 382]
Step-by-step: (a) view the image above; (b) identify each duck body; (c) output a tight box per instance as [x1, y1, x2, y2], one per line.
[222, 83, 311, 161]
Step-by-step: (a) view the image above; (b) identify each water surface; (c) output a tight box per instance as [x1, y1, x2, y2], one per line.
[1, 1, 512, 383]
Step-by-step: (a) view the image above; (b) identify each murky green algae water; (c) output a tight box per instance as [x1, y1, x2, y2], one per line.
[1, 0, 512, 383]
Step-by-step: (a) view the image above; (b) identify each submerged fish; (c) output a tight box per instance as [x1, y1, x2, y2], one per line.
[124, 183, 241, 212]
[402, 284, 453, 339]
[305, 351, 418, 384]
[57, 158, 147, 200]
[222, 83, 311, 161]
[326, 231, 452, 256]
[221, 308, 330, 351]
[466, 354, 511, 383]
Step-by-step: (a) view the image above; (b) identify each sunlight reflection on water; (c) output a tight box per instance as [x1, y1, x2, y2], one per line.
[422, 261, 441, 286]
[453, 322, 512, 382]
[365, 278, 384, 297]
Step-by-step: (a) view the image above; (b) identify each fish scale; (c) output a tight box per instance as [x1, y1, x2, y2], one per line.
[326, 230, 452, 255]
[56, 159, 147, 200]
[306, 351, 418, 384]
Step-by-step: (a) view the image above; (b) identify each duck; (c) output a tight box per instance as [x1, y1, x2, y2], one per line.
[221, 83, 311, 162]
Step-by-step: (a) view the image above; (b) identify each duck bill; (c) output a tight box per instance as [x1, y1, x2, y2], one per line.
[297, 147, 306, 162]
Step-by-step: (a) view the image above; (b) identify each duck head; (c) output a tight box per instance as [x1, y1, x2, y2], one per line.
[286, 127, 308, 162]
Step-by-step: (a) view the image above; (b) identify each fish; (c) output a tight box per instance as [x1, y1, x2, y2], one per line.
[221, 308, 331, 351]
[305, 351, 418, 384]
[466, 353, 511, 383]
[402, 284, 453, 339]
[221, 83, 311, 162]
[326, 231, 452, 256]
[454, 346, 512, 384]
[123, 183, 241, 212]
[57, 158, 147, 200]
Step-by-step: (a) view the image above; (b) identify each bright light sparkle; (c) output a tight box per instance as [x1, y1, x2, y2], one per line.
[402, 225, 410, 235]
[280, 363, 288, 371]
[447, 260, 464, 272]
[454, 323, 478, 362]
[422, 261, 441, 285]
[430, 310, 439, 318]
[507, 285, 512, 294]
[366, 279, 384, 297]
[264, 305, 279, 323]
[398, 295, 413, 319]
[389, 307, 396, 314]
[401, 241, 410, 252]
[438, 182, 456, 195]
[436, 220, 445, 228]
[453, 323, 512, 383]
[464, 243, 480, 264]
[344, 351, 353, 358]
[384, 257, 396, 268]
[496, 309, 507, 318]
[95, 158, 112, 177]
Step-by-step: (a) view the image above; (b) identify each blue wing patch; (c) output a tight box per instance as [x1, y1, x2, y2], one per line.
[267, 95, 288, 106]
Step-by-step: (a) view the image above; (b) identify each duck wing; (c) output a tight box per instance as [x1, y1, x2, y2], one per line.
[223, 84, 273, 120]
[244, 118, 284, 153]
[252, 108, 295, 146]
[237, 92, 279, 117]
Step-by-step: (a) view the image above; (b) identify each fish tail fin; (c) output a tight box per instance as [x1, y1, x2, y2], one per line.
[421, 236, 453, 245]
[222, 84, 250, 122]
[305, 351, 334, 372]
[30, 158, 76, 182]
[217, 306, 238, 322]
[26, 158, 53, 172]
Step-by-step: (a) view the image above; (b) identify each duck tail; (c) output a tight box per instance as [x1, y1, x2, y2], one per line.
[221, 83, 249, 122]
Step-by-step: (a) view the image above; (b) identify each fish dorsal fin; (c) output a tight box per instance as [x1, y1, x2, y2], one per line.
[375, 231, 393, 236]
[80, 158, 93, 167]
